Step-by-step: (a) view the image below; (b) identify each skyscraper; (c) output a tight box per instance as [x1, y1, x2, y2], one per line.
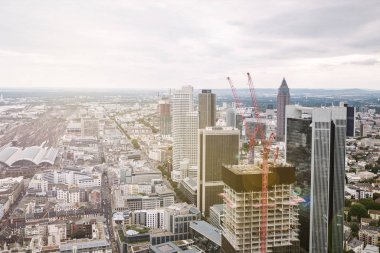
[158, 97, 171, 136]
[311, 107, 346, 253]
[198, 89, 216, 129]
[226, 108, 236, 128]
[285, 106, 313, 251]
[221, 164, 300, 253]
[197, 127, 239, 217]
[285, 105, 346, 253]
[172, 86, 198, 182]
[277, 78, 291, 141]
[344, 103, 356, 137]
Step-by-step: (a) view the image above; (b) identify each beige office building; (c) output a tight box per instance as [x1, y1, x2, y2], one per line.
[198, 89, 216, 129]
[197, 127, 239, 217]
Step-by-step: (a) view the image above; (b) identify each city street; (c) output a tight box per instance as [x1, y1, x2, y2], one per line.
[101, 172, 119, 253]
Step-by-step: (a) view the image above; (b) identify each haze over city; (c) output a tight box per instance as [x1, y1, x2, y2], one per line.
[1, 0, 380, 89]
[1, 1, 380, 253]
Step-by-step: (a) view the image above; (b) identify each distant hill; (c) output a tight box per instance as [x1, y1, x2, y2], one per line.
[0, 87, 379, 99]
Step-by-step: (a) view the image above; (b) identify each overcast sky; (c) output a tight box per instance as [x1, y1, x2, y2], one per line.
[0, 0, 380, 90]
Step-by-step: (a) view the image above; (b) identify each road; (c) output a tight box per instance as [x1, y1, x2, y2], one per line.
[101, 172, 119, 253]
[0, 189, 25, 238]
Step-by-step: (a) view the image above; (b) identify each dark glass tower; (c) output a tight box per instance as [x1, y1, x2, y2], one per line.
[286, 105, 346, 253]
[345, 104, 356, 137]
[277, 78, 290, 141]
[286, 113, 312, 252]
[198, 89, 216, 129]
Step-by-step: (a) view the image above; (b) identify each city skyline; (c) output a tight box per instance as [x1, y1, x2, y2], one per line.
[1, 0, 380, 90]
[0, 1, 380, 252]
[0, 75, 379, 252]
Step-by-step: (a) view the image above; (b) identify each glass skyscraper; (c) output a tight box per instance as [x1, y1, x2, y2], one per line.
[286, 113, 312, 251]
[286, 105, 346, 253]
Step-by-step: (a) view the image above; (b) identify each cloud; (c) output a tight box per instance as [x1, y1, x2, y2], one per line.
[0, 0, 379, 89]
[348, 59, 380, 66]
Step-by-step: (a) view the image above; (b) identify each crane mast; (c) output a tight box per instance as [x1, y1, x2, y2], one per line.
[227, 74, 277, 253]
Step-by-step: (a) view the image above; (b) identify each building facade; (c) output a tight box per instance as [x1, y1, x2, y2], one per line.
[198, 89, 216, 129]
[276, 78, 290, 141]
[172, 86, 199, 182]
[345, 104, 356, 137]
[221, 164, 300, 253]
[310, 107, 346, 253]
[158, 97, 171, 136]
[285, 105, 346, 253]
[285, 106, 313, 251]
[197, 127, 240, 217]
[179, 177, 197, 205]
[164, 203, 201, 241]
[226, 108, 236, 128]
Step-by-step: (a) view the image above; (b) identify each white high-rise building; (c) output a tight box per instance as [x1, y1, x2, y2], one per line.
[172, 86, 198, 182]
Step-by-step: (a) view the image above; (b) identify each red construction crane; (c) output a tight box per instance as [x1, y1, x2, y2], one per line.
[227, 73, 277, 253]
[227, 77, 262, 163]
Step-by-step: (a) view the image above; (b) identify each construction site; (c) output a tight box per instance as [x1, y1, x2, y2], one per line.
[220, 164, 302, 253]
[222, 73, 302, 253]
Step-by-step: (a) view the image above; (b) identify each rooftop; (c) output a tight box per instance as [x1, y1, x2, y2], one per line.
[223, 163, 292, 175]
[364, 245, 379, 253]
[181, 177, 197, 191]
[190, 221, 221, 246]
[0, 145, 58, 167]
[150, 240, 201, 253]
[210, 204, 224, 215]
[60, 239, 110, 251]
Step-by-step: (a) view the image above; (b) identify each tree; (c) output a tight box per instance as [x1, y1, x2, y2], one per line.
[132, 139, 140, 150]
[345, 199, 352, 207]
[349, 203, 369, 221]
[359, 198, 380, 210]
[350, 222, 359, 238]
[242, 143, 249, 153]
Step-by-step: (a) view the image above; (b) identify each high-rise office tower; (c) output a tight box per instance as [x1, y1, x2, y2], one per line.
[198, 89, 216, 129]
[226, 108, 236, 128]
[276, 78, 291, 141]
[340, 102, 355, 137]
[197, 127, 239, 217]
[285, 105, 346, 253]
[221, 164, 300, 253]
[158, 97, 171, 136]
[172, 86, 198, 182]
[285, 106, 313, 251]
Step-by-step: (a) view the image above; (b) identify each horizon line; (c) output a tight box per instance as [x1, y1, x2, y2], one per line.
[1, 86, 380, 92]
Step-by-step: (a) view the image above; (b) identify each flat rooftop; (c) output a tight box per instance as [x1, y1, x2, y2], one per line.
[223, 163, 292, 175]
[222, 164, 296, 192]
[190, 221, 221, 246]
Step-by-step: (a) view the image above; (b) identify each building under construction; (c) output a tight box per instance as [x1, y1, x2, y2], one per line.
[220, 164, 301, 253]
